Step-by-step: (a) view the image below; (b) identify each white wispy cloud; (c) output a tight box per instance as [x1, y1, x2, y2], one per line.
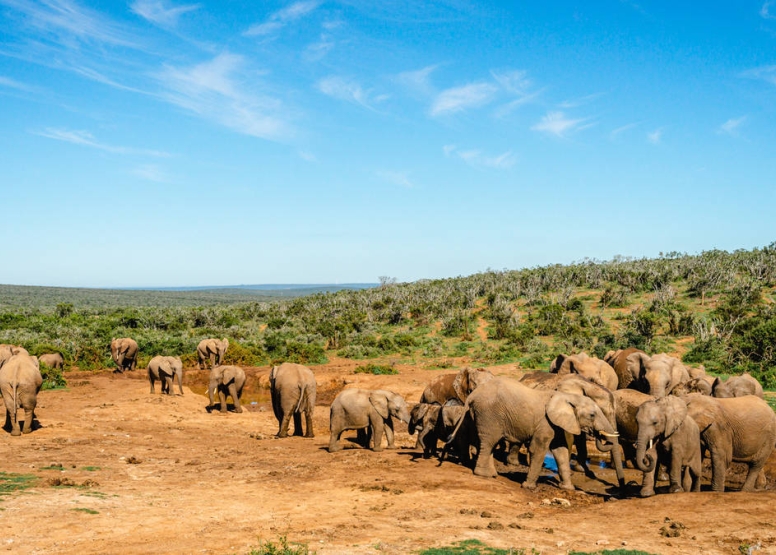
[0, 0, 140, 47]
[396, 65, 438, 96]
[647, 128, 663, 144]
[36, 128, 170, 156]
[559, 92, 605, 109]
[304, 33, 335, 62]
[430, 82, 498, 116]
[157, 53, 292, 141]
[316, 76, 386, 110]
[444, 145, 516, 170]
[490, 69, 531, 94]
[718, 116, 746, 136]
[531, 111, 592, 138]
[132, 164, 170, 182]
[741, 65, 776, 85]
[610, 122, 640, 139]
[244, 1, 319, 36]
[298, 150, 317, 162]
[130, 0, 199, 27]
[377, 170, 414, 188]
[762, 1, 776, 19]
[0, 75, 38, 92]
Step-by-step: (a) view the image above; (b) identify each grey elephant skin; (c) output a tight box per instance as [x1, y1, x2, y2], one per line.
[328, 388, 410, 452]
[269, 362, 317, 438]
[635, 396, 702, 495]
[685, 393, 776, 492]
[0, 344, 30, 368]
[453, 377, 618, 490]
[628, 352, 690, 397]
[604, 348, 645, 389]
[197, 338, 229, 369]
[110, 338, 138, 373]
[0, 353, 43, 436]
[409, 402, 443, 458]
[711, 373, 764, 399]
[207, 365, 245, 413]
[147, 355, 184, 395]
[612, 389, 660, 496]
[550, 352, 618, 391]
[38, 352, 64, 370]
[419, 367, 494, 405]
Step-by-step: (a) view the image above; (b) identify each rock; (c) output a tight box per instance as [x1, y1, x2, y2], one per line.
[596, 540, 609, 546]
[480, 511, 493, 518]
[487, 521, 504, 530]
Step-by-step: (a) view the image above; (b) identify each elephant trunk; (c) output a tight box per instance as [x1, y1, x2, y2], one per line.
[635, 437, 657, 473]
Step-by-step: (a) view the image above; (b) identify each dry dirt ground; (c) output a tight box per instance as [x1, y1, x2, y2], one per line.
[1, 358, 775, 555]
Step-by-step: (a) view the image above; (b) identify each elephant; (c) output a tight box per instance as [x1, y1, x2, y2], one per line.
[0, 353, 43, 436]
[38, 352, 64, 370]
[408, 402, 442, 458]
[197, 338, 229, 369]
[612, 388, 660, 497]
[147, 355, 184, 395]
[670, 377, 713, 396]
[0, 344, 29, 369]
[269, 362, 317, 438]
[328, 388, 411, 452]
[110, 338, 138, 373]
[604, 347, 646, 389]
[550, 352, 618, 391]
[627, 352, 690, 397]
[419, 367, 494, 405]
[635, 396, 702, 494]
[711, 373, 764, 399]
[207, 365, 245, 413]
[685, 393, 776, 491]
[449, 377, 619, 490]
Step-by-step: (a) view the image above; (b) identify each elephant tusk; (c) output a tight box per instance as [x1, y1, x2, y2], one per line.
[600, 431, 619, 438]
[648, 439, 653, 451]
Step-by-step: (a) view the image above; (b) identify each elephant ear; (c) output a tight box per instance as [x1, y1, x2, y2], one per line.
[369, 392, 390, 420]
[269, 365, 278, 382]
[222, 338, 229, 349]
[452, 369, 470, 401]
[627, 351, 650, 380]
[660, 396, 688, 438]
[546, 393, 582, 435]
[549, 354, 566, 374]
[711, 377, 722, 394]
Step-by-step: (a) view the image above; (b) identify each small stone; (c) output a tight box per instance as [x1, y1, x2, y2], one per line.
[596, 540, 609, 546]
[487, 521, 504, 530]
[508, 523, 523, 530]
[480, 511, 493, 518]
[556, 542, 565, 548]
[552, 497, 571, 507]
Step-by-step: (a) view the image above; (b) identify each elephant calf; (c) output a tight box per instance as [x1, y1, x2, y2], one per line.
[329, 388, 410, 452]
[711, 373, 764, 399]
[110, 337, 138, 373]
[207, 365, 246, 413]
[147, 355, 184, 396]
[38, 352, 64, 370]
[0, 353, 43, 436]
[269, 362, 317, 438]
[409, 402, 442, 457]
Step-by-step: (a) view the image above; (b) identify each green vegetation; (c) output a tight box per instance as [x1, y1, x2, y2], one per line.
[71, 507, 99, 514]
[570, 551, 660, 555]
[354, 363, 398, 375]
[0, 473, 37, 497]
[1, 246, 776, 387]
[418, 539, 536, 555]
[248, 536, 312, 555]
[81, 466, 101, 472]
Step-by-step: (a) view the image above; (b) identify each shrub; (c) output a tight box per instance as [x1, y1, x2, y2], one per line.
[353, 364, 398, 375]
[249, 536, 312, 555]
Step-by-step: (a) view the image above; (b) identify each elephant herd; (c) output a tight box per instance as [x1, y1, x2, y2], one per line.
[3, 336, 775, 499]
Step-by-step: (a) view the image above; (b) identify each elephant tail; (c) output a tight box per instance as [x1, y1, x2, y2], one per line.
[294, 384, 307, 414]
[11, 382, 18, 424]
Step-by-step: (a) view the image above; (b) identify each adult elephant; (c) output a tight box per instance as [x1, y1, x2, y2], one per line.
[420, 367, 494, 405]
[550, 352, 618, 391]
[147, 355, 184, 395]
[450, 377, 619, 490]
[38, 352, 64, 370]
[328, 389, 411, 452]
[612, 389, 659, 497]
[197, 338, 229, 370]
[0, 353, 43, 436]
[604, 348, 646, 390]
[110, 338, 138, 373]
[711, 373, 764, 399]
[269, 362, 317, 438]
[627, 352, 690, 398]
[207, 365, 245, 413]
[0, 344, 30, 368]
[670, 376, 713, 396]
[685, 393, 776, 492]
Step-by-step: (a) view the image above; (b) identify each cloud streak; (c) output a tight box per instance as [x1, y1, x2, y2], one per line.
[647, 128, 663, 144]
[718, 116, 746, 136]
[317, 76, 386, 110]
[531, 111, 592, 138]
[444, 145, 516, 170]
[377, 170, 414, 188]
[36, 128, 170, 156]
[244, 1, 319, 36]
[430, 82, 498, 116]
[130, 0, 200, 27]
[762, 1, 776, 19]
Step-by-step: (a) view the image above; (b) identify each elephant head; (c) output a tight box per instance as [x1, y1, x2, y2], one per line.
[628, 352, 690, 398]
[635, 396, 688, 473]
[216, 338, 229, 364]
[370, 390, 410, 424]
[671, 377, 712, 396]
[546, 392, 617, 438]
[550, 353, 617, 390]
[408, 402, 441, 454]
[452, 367, 494, 402]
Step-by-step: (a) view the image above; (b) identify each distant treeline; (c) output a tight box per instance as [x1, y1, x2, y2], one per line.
[1, 245, 775, 387]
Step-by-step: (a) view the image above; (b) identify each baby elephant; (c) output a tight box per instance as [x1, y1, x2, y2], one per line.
[409, 402, 442, 457]
[147, 355, 184, 395]
[38, 352, 64, 370]
[0, 353, 43, 436]
[635, 396, 702, 495]
[711, 373, 764, 399]
[329, 388, 410, 452]
[207, 365, 246, 413]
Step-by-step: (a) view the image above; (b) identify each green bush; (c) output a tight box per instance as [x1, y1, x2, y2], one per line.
[249, 536, 312, 555]
[353, 363, 398, 375]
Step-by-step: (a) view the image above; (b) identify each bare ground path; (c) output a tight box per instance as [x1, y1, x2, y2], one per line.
[0, 361, 774, 554]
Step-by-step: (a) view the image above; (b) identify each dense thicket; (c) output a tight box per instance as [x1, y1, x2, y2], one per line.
[2, 245, 775, 387]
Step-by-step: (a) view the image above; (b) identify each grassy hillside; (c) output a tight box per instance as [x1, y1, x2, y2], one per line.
[1, 245, 775, 387]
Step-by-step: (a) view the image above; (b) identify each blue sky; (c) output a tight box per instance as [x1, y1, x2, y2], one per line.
[1, 1, 775, 287]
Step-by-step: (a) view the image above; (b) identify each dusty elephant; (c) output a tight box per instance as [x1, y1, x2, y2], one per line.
[110, 338, 138, 373]
[635, 396, 702, 494]
[0, 344, 30, 368]
[38, 352, 64, 370]
[711, 373, 764, 399]
[450, 377, 619, 490]
[685, 393, 776, 492]
[612, 388, 660, 497]
[147, 355, 184, 395]
[550, 352, 618, 391]
[328, 389, 411, 452]
[408, 402, 442, 458]
[197, 338, 229, 369]
[627, 352, 690, 398]
[604, 347, 646, 389]
[269, 362, 317, 438]
[0, 353, 43, 436]
[419, 367, 494, 405]
[207, 365, 245, 413]
[670, 376, 713, 396]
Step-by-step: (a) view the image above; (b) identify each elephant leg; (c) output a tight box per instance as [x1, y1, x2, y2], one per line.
[370, 417, 385, 452]
[304, 409, 315, 438]
[741, 462, 765, 491]
[575, 434, 596, 478]
[116, 353, 125, 372]
[292, 412, 304, 436]
[210, 353, 216, 368]
[755, 469, 767, 490]
[149, 374, 156, 394]
[6, 402, 20, 436]
[385, 419, 396, 449]
[709, 448, 728, 492]
[130, 357, 137, 372]
[639, 448, 659, 497]
[218, 388, 228, 413]
[328, 423, 344, 452]
[506, 443, 522, 466]
[523, 437, 552, 489]
[681, 467, 692, 493]
[550, 436, 575, 491]
[177, 372, 184, 396]
[473, 428, 501, 478]
[669, 453, 685, 493]
[229, 383, 242, 413]
[22, 406, 35, 434]
[278, 411, 292, 438]
[164, 376, 173, 395]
